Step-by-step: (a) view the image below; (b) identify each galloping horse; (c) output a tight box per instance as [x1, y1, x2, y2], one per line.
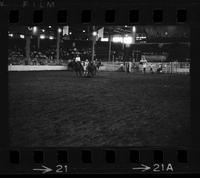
[68, 60, 98, 77]
[68, 60, 84, 77]
[86, 62, 97, 77]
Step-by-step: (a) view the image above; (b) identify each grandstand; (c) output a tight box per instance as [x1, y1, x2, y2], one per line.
[8, 25, 190, 73]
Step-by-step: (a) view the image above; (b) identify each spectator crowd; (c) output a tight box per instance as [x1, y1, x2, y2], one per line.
[8, 46, 93, 65]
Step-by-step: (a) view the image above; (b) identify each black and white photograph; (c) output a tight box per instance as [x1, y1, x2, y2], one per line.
[8, 25, 191, 147]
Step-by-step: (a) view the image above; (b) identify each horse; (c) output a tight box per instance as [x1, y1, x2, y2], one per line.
[86, 62, 97, 77]
[68, 60, 84, 77]
[67, 60, 74, 71]
[95, 61, 101, 71]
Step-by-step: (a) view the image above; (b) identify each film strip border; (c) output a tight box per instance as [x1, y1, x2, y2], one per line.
[1, 148, 199, 174]
[6, 7, 191, 25]
[1, 0, 200, 174]
[0, 1, 199, 25]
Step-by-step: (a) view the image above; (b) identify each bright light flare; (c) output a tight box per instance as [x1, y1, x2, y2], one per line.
[132, 26, 136, 33]
[20, 34, 25, 39]
[112, 36, 133, 44]
[49, 36, 54, 40]
[92, 31, 97, 36]
[40, 34, 45, 39]
[33, 26, 37, 34]
[58, 28, 62, 33]
[112, 36, 123, 43]
[100, 38, 109, 42]
[123, 36, 133, 44]
[9, 33, 13, 37]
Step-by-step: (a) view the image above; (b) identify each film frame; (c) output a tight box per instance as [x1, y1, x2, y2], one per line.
[0, 0, 200, 174]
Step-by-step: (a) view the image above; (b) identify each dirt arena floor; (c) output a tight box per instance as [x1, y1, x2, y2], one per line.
[9, 71, 191, 147]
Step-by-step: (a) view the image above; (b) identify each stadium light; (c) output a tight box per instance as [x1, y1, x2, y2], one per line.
[123, 36, 133, 44]
[33, 26, 37, 34]
[100, 38, 109, 42]
[20, 34, 25, 39]
[112, 36, 123, 43]
[92, 31, 97, 36]
[9, 33, 13, 37]
[136, 36, 146, 40]
[132, 26, 136, 33]
[49, 36, 54, 40]
[40, 34, 45, 39]
[58, 28, 62, 33]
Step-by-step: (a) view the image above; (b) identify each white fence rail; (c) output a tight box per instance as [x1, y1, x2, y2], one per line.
[8, 65, 68, 71]
[8, 62, 190, 74]
[100, 62, 190, 73]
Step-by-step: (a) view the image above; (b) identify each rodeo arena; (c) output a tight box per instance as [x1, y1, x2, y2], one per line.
[9, 26, 191, 147]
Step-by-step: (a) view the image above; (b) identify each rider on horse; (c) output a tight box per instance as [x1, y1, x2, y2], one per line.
[68, 56, 97, 77]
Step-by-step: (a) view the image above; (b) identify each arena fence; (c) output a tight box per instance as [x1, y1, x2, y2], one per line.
[8, 65, 68, 71]
[8, 62, 190, 74]
[100, 61, 190, 74]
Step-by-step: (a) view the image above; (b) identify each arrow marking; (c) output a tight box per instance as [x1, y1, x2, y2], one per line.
[33, 165, 53, 174]
[132, 164, 151, 172]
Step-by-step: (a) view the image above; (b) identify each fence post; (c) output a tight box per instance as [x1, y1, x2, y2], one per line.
[108, 34, 112, 62]
[56, 28, 60, 63]
[25, 35, 31, 65]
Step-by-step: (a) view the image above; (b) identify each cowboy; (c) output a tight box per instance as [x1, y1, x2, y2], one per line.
[75, 55, 81, 62]
[81, 61, 85, 67]
[157, 64, 163, 73]
[141, 56, 147, 73]
[84, 59, 89, 76]
[150, 63, 154, 73]
[126, 62, 130, 74]
[129, 61, 132, 73]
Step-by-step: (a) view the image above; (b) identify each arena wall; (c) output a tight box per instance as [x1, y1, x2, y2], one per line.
[8, 62, 190, 73]
[8, 65, 68, 71]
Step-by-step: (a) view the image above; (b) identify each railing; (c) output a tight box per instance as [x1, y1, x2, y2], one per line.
[100, 61, 190, 74]
[8, 59, 190, 74]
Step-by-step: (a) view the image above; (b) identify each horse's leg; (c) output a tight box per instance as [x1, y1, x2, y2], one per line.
[90, 69, 93, 77]
[95, 68, 97, 75]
